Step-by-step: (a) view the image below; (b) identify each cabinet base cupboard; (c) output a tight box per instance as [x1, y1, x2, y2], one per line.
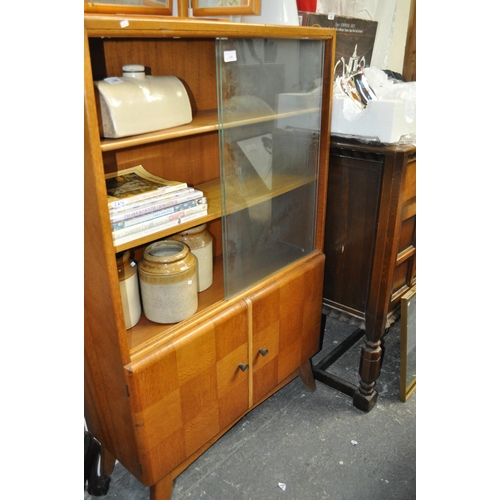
[84, 15, 335, 499]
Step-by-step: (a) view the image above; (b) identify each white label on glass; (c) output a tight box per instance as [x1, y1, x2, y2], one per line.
[104, 77, 124, 85]
[224, 50, 237, 63]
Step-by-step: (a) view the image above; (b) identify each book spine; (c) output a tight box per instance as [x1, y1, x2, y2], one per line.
[112, 204, 208, 241]
[108, 182, 188, 210]
[113, 207, 208, 248]
[109, 189, 204, 223]
[109, 187, 197, 216]
[111, 196, 207, 230]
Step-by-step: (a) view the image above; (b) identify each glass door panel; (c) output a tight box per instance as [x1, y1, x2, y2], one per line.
[216, 37, 325, 298]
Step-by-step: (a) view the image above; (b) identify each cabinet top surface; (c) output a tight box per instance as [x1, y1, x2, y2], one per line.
[84, 13, 337, 39]
[330, 135, 416, 155]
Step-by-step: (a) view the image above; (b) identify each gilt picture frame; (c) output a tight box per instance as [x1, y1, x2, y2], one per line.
[84, 0, 173, 15]
[399, 286, 416, 402]
[191, 0, 260, 16]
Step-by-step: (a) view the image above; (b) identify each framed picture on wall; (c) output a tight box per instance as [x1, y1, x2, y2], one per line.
[84, 0, 173, 15]
[191, 0, 260, 16]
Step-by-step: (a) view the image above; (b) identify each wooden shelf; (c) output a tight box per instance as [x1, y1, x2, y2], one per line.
[113, 174, 316, 253]
[225, 173, 316, 215]
[100, 108, 320, 152]
[100, 110, 219, 152]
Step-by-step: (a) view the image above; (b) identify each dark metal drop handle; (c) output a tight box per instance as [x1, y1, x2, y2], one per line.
[238, 363, 249, 372]
[258, 348, 269, 357]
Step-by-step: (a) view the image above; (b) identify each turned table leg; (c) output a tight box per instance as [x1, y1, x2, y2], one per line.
[150, 474, 173, 500]
[353, 337, 383, 412]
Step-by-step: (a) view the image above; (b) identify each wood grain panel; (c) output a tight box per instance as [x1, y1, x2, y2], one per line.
[402, 159, 416, 205]
[175, 326, 217, 386]
[252, 322, 280, 370]
[278, 338, 302, 382]
[101, 38, 217, 112]
[85, 30, 141, 478]
[398, 216, 416, 254]
[249, 253, 324, 403]
[125, 300, 248, 485]
[102, 132, 220, 187]
[138, 389, 183, 453]
[392, 260, 411, 296]
[323, 154, 382, 315]
[253, 357, 278, 403]
[402, 0, 416, 82]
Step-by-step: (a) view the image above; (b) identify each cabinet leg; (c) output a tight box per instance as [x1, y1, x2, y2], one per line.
[150, 474, 173, 500]
[299, 360, 316, 392]
[353, 339, 383, 412]
[100, 446, 116, 476]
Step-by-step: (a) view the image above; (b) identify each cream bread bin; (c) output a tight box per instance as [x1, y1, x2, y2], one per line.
[95, 64, 192, 138]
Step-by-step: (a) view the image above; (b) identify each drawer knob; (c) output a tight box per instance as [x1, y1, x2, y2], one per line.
[258, 348, 269, 357]
[238, 363, 249, 372]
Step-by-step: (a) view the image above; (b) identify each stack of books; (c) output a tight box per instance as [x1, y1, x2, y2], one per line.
[106, 165, 208, 247]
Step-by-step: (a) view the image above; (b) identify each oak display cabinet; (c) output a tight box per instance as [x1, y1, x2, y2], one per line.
[84, 15, 334, 499]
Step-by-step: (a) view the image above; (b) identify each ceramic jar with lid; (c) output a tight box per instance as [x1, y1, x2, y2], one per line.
[138, 240, 198, 324]
[116, 250, 142, 329]
[169, 224, 213, 292]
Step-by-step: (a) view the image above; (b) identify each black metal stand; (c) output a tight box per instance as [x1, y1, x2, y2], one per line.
[312, 319, 365, 398]
[85, 431, 111, 496]
[313, 313, 392, 412]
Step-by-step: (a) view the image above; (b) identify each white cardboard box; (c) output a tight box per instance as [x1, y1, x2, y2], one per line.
[331, 94, 416, 143]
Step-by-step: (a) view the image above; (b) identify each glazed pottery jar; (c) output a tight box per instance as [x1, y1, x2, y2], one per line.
[116, 250, 142, 329]
[169, 224, 213, 292]
[138, 240, 198, 324]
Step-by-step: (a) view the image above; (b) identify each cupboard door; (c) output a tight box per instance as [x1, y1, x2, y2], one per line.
[249, 253, 324, 404]
[125, 300, 248, 485]
[323, 152, 383, 316]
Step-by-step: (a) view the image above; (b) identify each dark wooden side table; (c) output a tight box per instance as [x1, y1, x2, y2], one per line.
[314, 137, 416, 412]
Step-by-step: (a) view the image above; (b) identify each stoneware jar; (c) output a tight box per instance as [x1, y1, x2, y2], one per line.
[116, 250, 142, 329]
[138, 240, 198, 324]
[169, 224, 213, 292]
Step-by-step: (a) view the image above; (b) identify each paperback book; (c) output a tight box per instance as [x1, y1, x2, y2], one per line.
[113, 206, 208, 247]
[110, 189, 205, 225]
[111, 197, 207, 231]
[109, 187, 203, 220]
[106, 165, 188, 210]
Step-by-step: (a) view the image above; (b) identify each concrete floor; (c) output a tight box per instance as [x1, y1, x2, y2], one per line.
[85, 314, 416, 500]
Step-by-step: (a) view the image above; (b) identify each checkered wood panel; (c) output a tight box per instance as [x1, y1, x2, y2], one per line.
[250, 254, 324, 403]
[126, 300, 249, 485]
